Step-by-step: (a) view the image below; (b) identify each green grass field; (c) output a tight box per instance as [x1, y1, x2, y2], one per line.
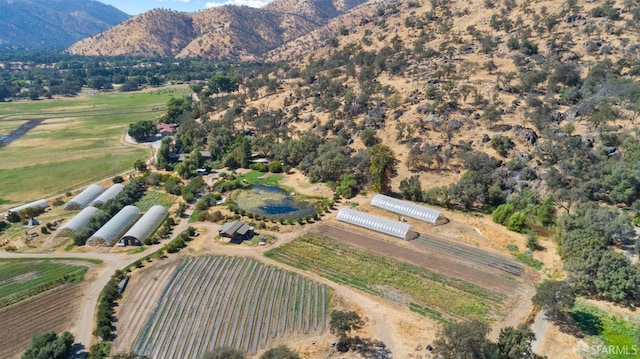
[0, 87, 189, 208]
[238, 170, 283, 186]
[572, 301, 640, 359]
[265, 234, 504, 322]
[0, 258, 90, 308]
[133, 190, 176, 211]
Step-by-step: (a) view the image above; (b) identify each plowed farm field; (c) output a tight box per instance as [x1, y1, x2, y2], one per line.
[114, 256, 329, 359]
[0, 282, 85, 359]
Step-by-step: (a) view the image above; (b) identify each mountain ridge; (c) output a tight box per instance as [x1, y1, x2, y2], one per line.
[0, 0, 130, 49]
[66, 0, 369, 60]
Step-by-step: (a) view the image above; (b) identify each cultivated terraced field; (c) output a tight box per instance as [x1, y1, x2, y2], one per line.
[266, 233, 507, 322]
[128, 256, 329, 358]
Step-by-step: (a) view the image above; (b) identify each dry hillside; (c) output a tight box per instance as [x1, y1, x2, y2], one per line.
[66, 0, 368, 59]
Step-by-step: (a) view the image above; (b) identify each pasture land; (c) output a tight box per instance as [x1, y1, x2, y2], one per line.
[0, 87, 188, 208]
[0, 282, 85, 359]
[121, 256, 329, 358]
[0, 258, 89, 309]
[265, 233, 507, 322]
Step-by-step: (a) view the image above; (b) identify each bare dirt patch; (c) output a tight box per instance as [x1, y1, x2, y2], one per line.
[0, 282, 85, 359]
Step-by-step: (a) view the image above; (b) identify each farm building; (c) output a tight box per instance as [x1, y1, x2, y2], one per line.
[337, 208, 414, 240]
[219, 220, 254, 243]
[90, 183, 124, 207]
[118, 205, 168, 246]
[64, 184, 105, 210]
[157, 123, 177, 136]
[370, 194, 442, 225]
[5, 199, 48, 218]
[86, 205, 141, 246]
[57, 206, 100, 236]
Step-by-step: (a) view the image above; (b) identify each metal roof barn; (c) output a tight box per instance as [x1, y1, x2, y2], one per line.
[57, 206, 100, 236]
[5, 199, 48, 218]
[86, 205, 141, 246]
[336, 208, 412, 240]
[64, 184, 105, 210]
[119, 205, 168, 246]
[90, 183, 124, 207]
[370, 194, 441, 225]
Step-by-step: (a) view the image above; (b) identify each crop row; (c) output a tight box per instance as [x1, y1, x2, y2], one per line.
[133, 256, 328, 358]
[0, 260, 88, 308]
[265, 234, 503, 322]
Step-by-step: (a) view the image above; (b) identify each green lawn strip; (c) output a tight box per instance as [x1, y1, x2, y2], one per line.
[265, 234, 502, 322]
[133, 190, 176, 212]
[0, 259, 90, 308]
[571, 301, 640, 359]
[512, 251, 544, 270]
[238, 170, 283, 186]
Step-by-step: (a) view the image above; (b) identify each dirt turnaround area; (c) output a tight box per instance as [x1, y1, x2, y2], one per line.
[0, 282, 85, 359]
[311, 224, 522, 296]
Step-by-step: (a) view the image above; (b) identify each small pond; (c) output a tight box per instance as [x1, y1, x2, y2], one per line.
[235, 184, 317, 220]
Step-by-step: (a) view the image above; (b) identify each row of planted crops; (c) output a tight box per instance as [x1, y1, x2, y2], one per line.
[133, 256, 329, 358]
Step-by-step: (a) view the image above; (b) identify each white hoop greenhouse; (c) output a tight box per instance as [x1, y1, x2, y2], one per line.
[86, 205, 141, 246]
[370, 194, 441, 225]
[336, 208, 412, 240]
[118, 205, 168, 246]
[58, 206, 100, 236]
[90, 183, 124, 207]
[64, 184, 105, 210]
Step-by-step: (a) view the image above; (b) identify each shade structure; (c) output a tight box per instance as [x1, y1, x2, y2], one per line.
[64, 184, 105, 210]
[86, 205, 141, 246]
[119, 205, 168, 246]
[91, 183, 124, 207]
[337, 208, 412, 240]
[58, 206, 100, 236]
[6, 199, 48, 218]
[370, 194, 441, 224]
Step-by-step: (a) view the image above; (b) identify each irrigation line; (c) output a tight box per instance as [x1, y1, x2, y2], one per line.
[228, 262, 268, 349]
[290, 275, 300, 334]
[222, 261, 261, 349]
[134, 258, 188, 354]
[298, 278, 306, 333]
[321, 284, 327, 331]
[261, 270, 282, 350]
[248, 268, 276, 355]
[304, 280, 312, 334]
[201, 257, 250, 355]
[174, 257, 223, 359]
[313, 282, 319, 331]
[185, 256, 234, 359]
[237, 264, 268, 352]
[271, 271, 286, 339]
[279, 271, 293, 337]
[152, 257, 210, 358]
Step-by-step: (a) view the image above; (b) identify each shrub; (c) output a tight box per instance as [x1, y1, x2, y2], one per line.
[506, 211, 527, 232]
[492, 203, 514, 224]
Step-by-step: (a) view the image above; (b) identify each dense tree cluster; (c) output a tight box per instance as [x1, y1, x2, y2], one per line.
[22, 331, 74, 359]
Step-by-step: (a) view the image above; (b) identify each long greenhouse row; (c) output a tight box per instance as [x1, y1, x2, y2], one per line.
[133, 256, 328, 359]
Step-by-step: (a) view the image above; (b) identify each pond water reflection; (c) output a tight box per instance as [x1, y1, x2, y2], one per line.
[235, 184, 317, 220]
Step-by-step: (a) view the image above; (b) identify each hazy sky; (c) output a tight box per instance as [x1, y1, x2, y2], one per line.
[97, 0, 271, 15]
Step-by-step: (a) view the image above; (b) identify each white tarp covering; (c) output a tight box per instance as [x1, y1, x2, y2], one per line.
[6, 199, 48, 218]
[337, 208, 412, 240]
[86, 205, 140, 246]
[91, 183, 124, 207]
[370, 194, 441, 224]
[119, 205, 168, 246]
[58, 206, 100, 236]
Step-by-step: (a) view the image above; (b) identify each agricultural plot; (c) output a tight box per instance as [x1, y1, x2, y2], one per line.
[132, 256, 328, 358]
[0, 259, 89, 309]
[265, 234, 506, 323]
[0, 282, 85, 359]
[133, 190, 176, 211]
